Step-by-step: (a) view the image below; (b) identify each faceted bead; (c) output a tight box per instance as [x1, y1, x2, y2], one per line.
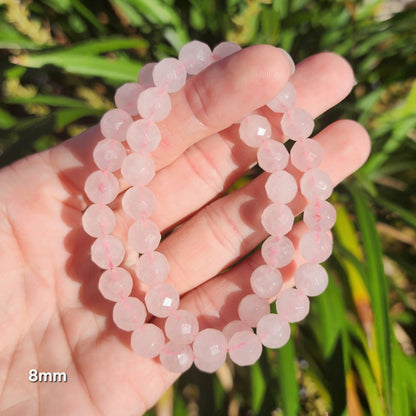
[256, 313, 291, 348]
[212, 41, 241, 60]
[126, 119, 161, 154]
[228, 331, 262, 366]
[137, 87, 171, 122]
[303, 200, 336, 231]
[152, 58, 187, 93]
[281, 108, 314, 140]
[265, 171, 297, 204]
[239, 115, 272, 147]
[300, 169, 334, 201]
[276, 288, 310, 322]
[250, 265, 283, 299]
[261, 203, 294, 236]
[100, 108, 132, 141]
[98, 267, 133, 302]
[115, 82, 144, 116]
[261, 235, 294, 268]
[128, 219, 161, 254]
[131, 323, 164, 358]
[179, 41, 212, 75]
[160, 342, 193, 373]
[294, 262, 328, 296]
[165, 310, 199, 344]
[267, 82, 296, 113]
[193, 329, 227, 373]
[84, 170, 119, 204]
[91, 235, 125, 269]
[121, 153, 155, 186]
[122, 186, 156, 221]
[135, 251, 169, 285]
[93, 139, 126, 172]
[137, 62, 157, 87]
[222, 320, 252, 341]
[144, 282, 179, 318]
[299, 231, 333, 263]
[82, 203, 116, 237]
[113, 296, 146, 331]
[257, 140, 289, 172]
[290, 139, 323, 172]
[238, 294, 269, 327]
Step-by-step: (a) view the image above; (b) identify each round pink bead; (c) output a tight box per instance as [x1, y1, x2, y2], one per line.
[122, 186, 156, 221]
[100, 108, 132, 141]
[276, 288, 310, 322]
[290, 139, 323, 172]
[265, 171, 298, 204]
[160, 342, 193, 373]
[239, 115, 272, 147]
[238, 294, 269, 327]
[267, 82, 296, 113]
[250, 265, 283, 299]
[82, 203, 116, 237]
[91, 235, 125, 269]
[128, 219, 161, 254]
[145, 282, 179, 318]
[299, 231, 333, 263]
[93, 139, 126, 172]
[193, 328, 227, 373]
[152, 58, 187, 93]
[84, 170, 119, 204]
[212, 41, 241, 60]
[126, 119, 161, 154]
[300, 169, 334, 201]
[113, 296, 146, 331]
[131, 323, 164, 358]
[261, 235, 294, 268]
[303, 200, 336, 231]
[121, 153, 155, 186]
[222, 320, 252, 341]
[281, 108, 314, 140]
[179, 40, 212, 75]
[295, 262, 328, 296]
[257, 140, 289, 172]
[98, 267, 133, 302]
[137, 62, 156, 87]
[256, 313, 290, 348]
[137, 86, 171, 122]
[261, 203, 294, 236]
[115, 82, 144, 116]
[228, 331, 262, 366]
[135, 251, 169, 285]
[165, 310, 199, 344]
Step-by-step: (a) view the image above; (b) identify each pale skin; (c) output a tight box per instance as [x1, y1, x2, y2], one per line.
[0, 46, 370, 415]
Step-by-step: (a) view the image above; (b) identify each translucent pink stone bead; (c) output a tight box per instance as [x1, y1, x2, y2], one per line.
[261, 203, 294, 236]
[257, 140, 289, 172]
[238, 294, 269, 327]
[299, 231, 333, 263]
[100, 108, 132, 141]
[212, 41, 241, 60]
[135, 251, 169, 285]
[137, 62, 156, 87]
[193, 329, 227, 373]
[261, 235, 294, 268]
[84, 170, 119, 204]
[222, 320, 252, 341]
[144, 282, 179, 318]
[250, 265, 283, 299]
[239, 115, 272, 147]
[295, 262, 328, 296]
[256, 313, 291, 348]
[137, 87, 171, 122]
[160, 342, 193, 373]
[131, 323, 164, 358]
[165, 310, 199, 344]
[179, 40, 212, 75]
[303, 200, 336, 231]
[152, 58, 187, 93]
[281, 108, 314, 140]
[300, 169, 334, 201]
[121, 153, 155, 186]
[290, 139, 323, 172]
[115, 82, 144, 116]
[276, 288, 310, 322]
[265, 171, 297, 204]
[228, 331, 262, 366]
[126, 119, 161, 154]
[113, 296, 146, 331]
[128, 219, 161, 254]
[91, 235, 125, 269]
[267, 82, 296, 113]
[98, 267, 133, 302]
[82, 203, 116, 237]
[93, 139, 126, 172]
[122, 186, 156, 221]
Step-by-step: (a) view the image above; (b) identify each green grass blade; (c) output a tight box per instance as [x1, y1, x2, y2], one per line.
[374, 195, 416, 229]
[250, 361, 266, 413]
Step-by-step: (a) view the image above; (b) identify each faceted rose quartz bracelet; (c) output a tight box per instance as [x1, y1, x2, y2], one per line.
[82, 41, 336, 373]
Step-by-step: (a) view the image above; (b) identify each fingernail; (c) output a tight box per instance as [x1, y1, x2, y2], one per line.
[278, 48, 295, 76]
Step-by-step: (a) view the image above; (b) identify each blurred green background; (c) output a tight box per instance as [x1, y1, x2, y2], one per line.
[1, 0, 416, 415]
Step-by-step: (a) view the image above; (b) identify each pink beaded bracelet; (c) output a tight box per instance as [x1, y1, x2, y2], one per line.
[82, 40, 335, 373]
